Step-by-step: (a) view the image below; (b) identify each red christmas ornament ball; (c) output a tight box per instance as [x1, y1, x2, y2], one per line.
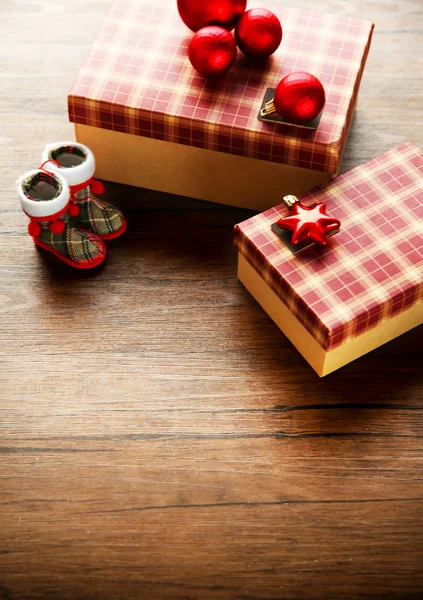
[235, 8, 282, 58]
[177, 0, 247, 32]
[274, 72, 326, 125]
[188, 26, 237, 77]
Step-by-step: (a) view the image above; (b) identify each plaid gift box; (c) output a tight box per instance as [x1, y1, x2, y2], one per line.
[68, 0, 374, 210]
[234, 142, 423, 376]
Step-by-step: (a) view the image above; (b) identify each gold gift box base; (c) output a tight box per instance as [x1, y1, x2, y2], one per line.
[75, 124, 332, 212]
[237, 253, 423, 377]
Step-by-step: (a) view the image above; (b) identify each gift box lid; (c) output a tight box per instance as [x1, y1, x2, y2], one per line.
[234, 142, 423, 350]
[68, 0, 374, 175]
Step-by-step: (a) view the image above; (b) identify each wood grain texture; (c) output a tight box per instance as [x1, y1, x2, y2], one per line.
[1, 0, 423, 599]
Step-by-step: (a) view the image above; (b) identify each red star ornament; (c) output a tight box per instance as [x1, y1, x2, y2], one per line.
[277, 201, 340, 246]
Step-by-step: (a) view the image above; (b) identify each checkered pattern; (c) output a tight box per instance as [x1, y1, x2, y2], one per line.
[68, 0, 374, 174]
[72, 186, 127, 239]
[36, 221, 106, 266]
[234, 142, 423, 350]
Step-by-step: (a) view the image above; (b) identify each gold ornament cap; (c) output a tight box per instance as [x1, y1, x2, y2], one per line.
[283, 195, 299, 208]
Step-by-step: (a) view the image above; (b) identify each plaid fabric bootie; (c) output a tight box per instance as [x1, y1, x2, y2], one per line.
[17, 168, 107, 269]
[41, 142, 127, 240]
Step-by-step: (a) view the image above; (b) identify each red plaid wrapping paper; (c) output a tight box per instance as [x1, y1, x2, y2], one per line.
[234, 142, 423, 350]
[68, 0, 374, 174]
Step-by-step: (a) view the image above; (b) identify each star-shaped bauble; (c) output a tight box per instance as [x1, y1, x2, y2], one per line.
[277, 201, 340, 246]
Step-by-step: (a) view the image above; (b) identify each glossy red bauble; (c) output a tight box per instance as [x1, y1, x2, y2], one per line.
[188, 26, 237, 77]
[235, 8, 282, 58]
[274, 72, 326, 125]
[177, 0, 247, 32]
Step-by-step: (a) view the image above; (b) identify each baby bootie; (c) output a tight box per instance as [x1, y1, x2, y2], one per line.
[17, 168, 107, 269]
[41, 142, 127, 240]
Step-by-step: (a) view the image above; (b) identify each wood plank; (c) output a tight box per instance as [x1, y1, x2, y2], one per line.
[0, 0, 422, 598]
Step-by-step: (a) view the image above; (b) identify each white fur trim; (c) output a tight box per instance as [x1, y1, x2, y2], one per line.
[16, 170, 70, 218]
[41, 141, 96, 186]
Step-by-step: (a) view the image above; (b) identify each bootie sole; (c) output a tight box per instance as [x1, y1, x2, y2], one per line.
[33, 237, 107, 269]
[97, 217, 128, 241]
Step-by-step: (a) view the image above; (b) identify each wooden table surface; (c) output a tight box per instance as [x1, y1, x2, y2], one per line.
[1, 1, 423, 598]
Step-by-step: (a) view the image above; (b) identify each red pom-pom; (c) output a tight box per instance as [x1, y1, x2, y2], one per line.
[28, 221, 41, 238]
[177, 0, 247, 32]
[235, 8, 282, 58]
[274, 72, 326, 125]
[49, 220, 65, 235]
[68, 203, 80, 217]
[90, 179, 104, 195]
[188, 26, 237, 77]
